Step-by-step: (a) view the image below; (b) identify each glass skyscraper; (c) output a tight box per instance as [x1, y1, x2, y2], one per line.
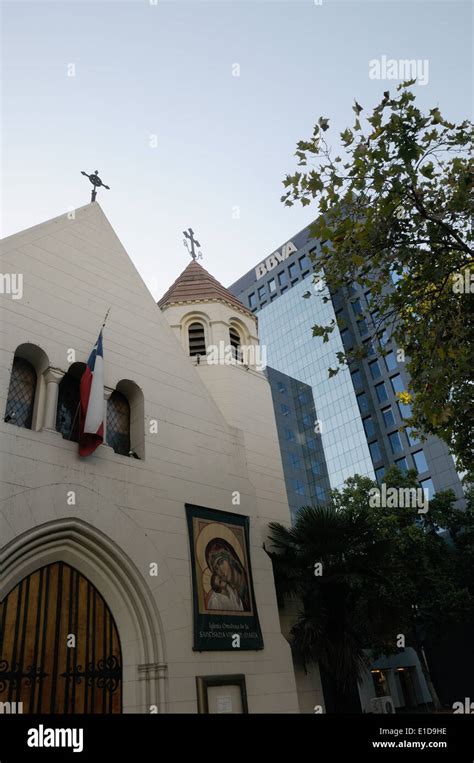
[229, 225, 464, 502]
[265, 367, 331, 523]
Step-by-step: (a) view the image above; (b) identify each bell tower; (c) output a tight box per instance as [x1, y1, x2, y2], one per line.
[159, 259, 290, 527]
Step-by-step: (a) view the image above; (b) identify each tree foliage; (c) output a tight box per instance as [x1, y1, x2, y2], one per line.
[267, 469, 473, 708]
[282, 83, 474, 475]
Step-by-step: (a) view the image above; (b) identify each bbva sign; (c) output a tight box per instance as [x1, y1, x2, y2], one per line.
[255, 241, 297, 280]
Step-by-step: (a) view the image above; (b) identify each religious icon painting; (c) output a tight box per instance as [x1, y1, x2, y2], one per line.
[185, 504, 264, 651]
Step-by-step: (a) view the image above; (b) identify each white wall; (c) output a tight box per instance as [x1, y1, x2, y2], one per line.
[0, 203, 299, 713]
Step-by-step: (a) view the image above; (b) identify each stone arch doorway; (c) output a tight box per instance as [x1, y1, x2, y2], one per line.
[0, 561, 122, 713]
[0, 517, 168, 713]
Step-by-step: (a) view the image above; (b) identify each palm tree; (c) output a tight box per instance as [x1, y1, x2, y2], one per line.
[267, 504, 401, 712]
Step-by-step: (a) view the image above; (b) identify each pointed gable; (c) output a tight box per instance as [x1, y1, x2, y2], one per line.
[158, 260, 253, 318]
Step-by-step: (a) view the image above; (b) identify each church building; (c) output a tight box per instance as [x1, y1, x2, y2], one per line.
[0, 202, 324, 714]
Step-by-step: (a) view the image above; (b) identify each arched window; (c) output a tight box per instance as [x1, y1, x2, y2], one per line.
[56, 363, 85, 442]
[4, 357, 36, 429]
[229, 326, 242, 362]
[107, 390, 131, 456]
[188, 322, 206, 356]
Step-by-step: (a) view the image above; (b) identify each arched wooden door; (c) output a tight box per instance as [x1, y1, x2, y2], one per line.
[0, 562, 122, 713]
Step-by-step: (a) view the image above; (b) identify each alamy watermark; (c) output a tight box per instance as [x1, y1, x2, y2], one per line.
[369, 56, 429, 86]
[369, 484, 429, 514]
[452, 270, 473, 293]
[27, 724, 83, 753]
[0, 273, 23, 299]
[0, 701, 23, 713]
[205, 342, 267, 371]
[452, 698, 474, 713]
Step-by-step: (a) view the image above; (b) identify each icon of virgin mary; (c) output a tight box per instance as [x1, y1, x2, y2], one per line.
[204, 538, 251, 612]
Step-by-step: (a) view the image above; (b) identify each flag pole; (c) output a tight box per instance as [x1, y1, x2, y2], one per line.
[101, 307, 111, 330]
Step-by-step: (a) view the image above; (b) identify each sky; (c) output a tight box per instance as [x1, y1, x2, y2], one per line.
[2, 0, 472, 299]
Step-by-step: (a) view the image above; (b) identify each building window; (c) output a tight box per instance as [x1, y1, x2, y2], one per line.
[278, 271, 287, 286]
[4, 357, 36, 429]
[390, 374, 404, 395]
[268, 278, 276, 294]
[412, 450, 428, 474]
[280, 403, 290, 416]
[107, 390, 131, 456]
[357, 317, 369, 337]
[363, 338, 375, 357]
[315, 486, 325, 502]
[388, 431, 404, 454]
[288, 263, 297, 279]
[352, 298, 363, 316]
[357, 392, 370, 414]
[56, 363, 86, 442]
[420, 478, 435, 501]
[302, 413, 313, 428]
[298, 390, 309, 404]
[280, 286, 288, 293]
[285, 428, 295, 441]
[369, 359, 382, 380]
[290, 452, 300, 469]
[369, 441, 383, 464]
[363, 416, 375, 438]
[278, 382, 287, 394]
[395, 457, 409, 473]
[351, 369, 363, 389]
[306, 437, 316, 450]
[340, 328, 353, 348]
[248, 293, 256, 308]
[406, 427, 420, 446]
[365, 290, 372, 304]
[229, 327, 242, 361]
[311, 462, 321, 476]
[293, 480, 305, 496]
[384, 351, 397, 371]
[398, 401, 412, 420]
[258, 285, 266, 300]
[299, 254, 309, 270]
[375, 382, 388, 404]
[382, 407, 396, 428]
[188, 322, 206, 356]
[375, 466, 385, 484]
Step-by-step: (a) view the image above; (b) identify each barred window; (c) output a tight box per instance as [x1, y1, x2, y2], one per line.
[188, 322, 206, 356]
[107, 390, 130, 456]
[229, 327, 242, 361]
[5, 357, 36, 429]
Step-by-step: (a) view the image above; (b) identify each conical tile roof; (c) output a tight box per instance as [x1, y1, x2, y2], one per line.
[158, 260, 253, 317]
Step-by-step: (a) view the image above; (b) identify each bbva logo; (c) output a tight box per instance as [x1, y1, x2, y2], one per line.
[255, 242, 297, 279]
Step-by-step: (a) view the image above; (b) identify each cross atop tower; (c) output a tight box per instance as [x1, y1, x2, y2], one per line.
[183, 228, 203, 260]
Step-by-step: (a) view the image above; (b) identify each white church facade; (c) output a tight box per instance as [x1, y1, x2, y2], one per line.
[0, 202, 324, 714]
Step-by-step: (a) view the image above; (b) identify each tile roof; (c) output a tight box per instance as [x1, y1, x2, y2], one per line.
[158, 260, 253, 317]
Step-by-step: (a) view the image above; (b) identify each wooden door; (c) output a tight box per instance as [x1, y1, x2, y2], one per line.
[0, 561, 122, 713]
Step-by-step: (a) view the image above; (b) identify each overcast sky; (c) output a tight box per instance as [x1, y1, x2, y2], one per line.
[2, 0, 472, 298]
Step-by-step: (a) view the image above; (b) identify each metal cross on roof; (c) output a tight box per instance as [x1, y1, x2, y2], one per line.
[183, 228, 203, 260]
[81, 170, 110, 202]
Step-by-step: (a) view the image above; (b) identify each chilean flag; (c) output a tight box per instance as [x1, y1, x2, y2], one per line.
[79, 331, 104, 457]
